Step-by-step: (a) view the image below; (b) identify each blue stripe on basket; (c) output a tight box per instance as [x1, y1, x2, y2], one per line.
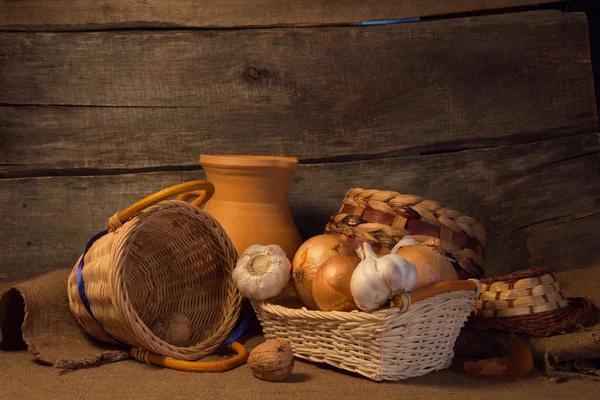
[76, 229, 123, 344]
[223, 311, 251, 347]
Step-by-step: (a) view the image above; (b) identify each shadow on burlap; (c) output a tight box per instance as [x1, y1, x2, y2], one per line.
[1, 265, 598, 376]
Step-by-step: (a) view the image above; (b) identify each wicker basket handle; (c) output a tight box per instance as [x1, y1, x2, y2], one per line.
[108, 181, 215, 230]
[130, 341, 248, 372]
[393, 279, 481, 311]
[175, 190, 212, 207]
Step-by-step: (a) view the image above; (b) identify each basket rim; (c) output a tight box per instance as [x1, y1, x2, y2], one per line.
[479, 267, 555, 284]
[467, 297, 593, 336]
[481, 273, 558, 292]
[252, 289, 478, 320]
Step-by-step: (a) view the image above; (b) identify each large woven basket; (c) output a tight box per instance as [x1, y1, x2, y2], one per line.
[325, 188, 486, 278]
[468, 268, 593, 337]
[252, 280, 481, 381]
[68, 181, 242, 361]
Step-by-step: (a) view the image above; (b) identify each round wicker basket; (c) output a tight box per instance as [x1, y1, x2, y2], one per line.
[325, 188, 486, 278]
[67, 181, 241, 361]
[468, 267, 592, 336]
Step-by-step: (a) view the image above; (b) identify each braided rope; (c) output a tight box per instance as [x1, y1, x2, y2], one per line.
[342, 188, 486, 245]
[326, 188, 486, 279]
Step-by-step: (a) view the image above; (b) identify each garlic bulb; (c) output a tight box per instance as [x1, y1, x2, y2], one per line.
[232, 244, 291, 301]
[350, 242, 418, 311]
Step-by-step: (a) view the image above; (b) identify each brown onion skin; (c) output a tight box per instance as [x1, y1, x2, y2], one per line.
[312, 255, 360, 312]
[291, 234, 356, 310]
[394, 245, 457, 289]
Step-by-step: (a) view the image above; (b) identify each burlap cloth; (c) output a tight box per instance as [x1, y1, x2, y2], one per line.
[0, 269, 130, 368]
[455, 264, 600, 380]
[1, 265, 598, 379]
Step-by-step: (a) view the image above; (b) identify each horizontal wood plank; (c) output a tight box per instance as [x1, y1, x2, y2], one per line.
[484, 211, 600, 276]
[0, 1, 556, 30]
[1, 11, 595, 173]
[0, 11, 593, 108]
[1, 133, 597, 282]
[1, 104, 595, 175]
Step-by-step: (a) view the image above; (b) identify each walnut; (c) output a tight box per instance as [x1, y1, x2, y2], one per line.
[149, 312, 192, 346]
[247, 339, 294, 381]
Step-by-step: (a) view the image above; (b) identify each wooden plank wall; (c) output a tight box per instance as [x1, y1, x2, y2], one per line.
[0, 1, 598, 283]
[1, 1, 554, 29]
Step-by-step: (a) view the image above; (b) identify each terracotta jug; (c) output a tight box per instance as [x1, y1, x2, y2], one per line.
[183, 155, 303, 258]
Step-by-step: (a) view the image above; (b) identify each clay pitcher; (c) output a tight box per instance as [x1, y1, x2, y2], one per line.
[191, 155, 303, 258]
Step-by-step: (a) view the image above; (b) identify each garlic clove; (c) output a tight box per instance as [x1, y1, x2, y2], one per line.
[379, 254, 418, 296]
[351, 258, 391, 311]
[390, 236, 419, 254]
[350, 242, 418, 312]
[360, 241, 378, 260]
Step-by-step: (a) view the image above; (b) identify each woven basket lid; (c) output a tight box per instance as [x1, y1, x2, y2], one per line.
[467, 267, 593, 336]
[474, 268, 568, 317]
[325, 188, 486, 278]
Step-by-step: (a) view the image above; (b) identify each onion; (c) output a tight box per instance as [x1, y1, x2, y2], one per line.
[312, 255, 360, 311]
[291, 234, 356, 309]
[394, 238, 457, 289]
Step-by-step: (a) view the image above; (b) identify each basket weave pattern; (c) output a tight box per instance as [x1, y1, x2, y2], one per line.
[468, 268, 593, 337]
[325, 188, 486, 278]
[252, 290, 478, 381]
[68, 200, 241, 360]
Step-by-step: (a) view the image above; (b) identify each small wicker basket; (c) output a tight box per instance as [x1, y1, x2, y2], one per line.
[67, 181, 242, 361]
[468, 268, 593, 337]
[325, 188, 486, 278]
[252, 280, 481, 381]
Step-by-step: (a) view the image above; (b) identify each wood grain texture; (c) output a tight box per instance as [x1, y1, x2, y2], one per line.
[0, 11, 593, 107]
[1, 133, 597, 282]
[0, 1, 556, 30]
[0, 11, 595, 174]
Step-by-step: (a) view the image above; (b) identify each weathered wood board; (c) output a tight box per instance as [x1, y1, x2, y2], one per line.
[0, 9, 597, 283]
[1, 12, 592, 105]
[1, 133, 597, 282]
[0, 0, 556, 30]
[0, 11, 595, 175]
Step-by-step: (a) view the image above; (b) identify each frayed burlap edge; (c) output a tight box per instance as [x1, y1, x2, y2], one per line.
[0, 270, 130, 370]
[20, 286, 131, 369]
[545, 351, 600, 382]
